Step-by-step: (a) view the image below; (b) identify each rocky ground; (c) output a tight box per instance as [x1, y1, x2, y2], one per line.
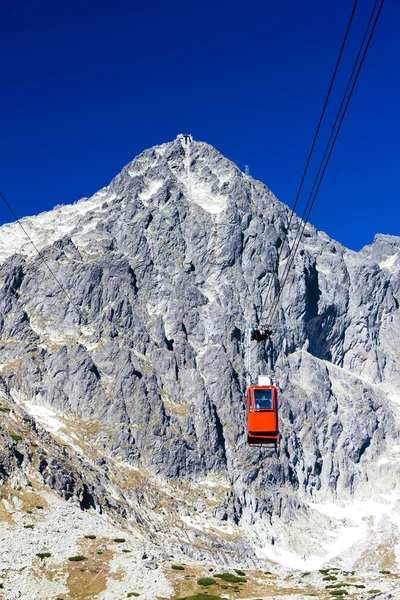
[0, 136, 400, 598]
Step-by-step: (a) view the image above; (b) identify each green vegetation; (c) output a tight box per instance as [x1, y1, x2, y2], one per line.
[301, 572, 311, 577]
[127, 594, 140, 598]
[264, 570, 272, 574]
[36, 552, 51, 559]
[68, 555, 87, 562]
[329, 591, 348, 597]
[122, 549, 131, 553]
[354, 584, 365, 588]
[197, 577, 217, 587]
[234, 569, 246, 576]
[96, 551, 103, 555]
[214, 572, 247, 583]
[323, 575, 338, 581]
[84, 534, 96, 539]
[172, 565, 185, 570]
[35, 505, 44, 510]
[113, 538, 126, 543]
[24, 524, 34, 529]
[10, 434, 22, 441]
[379, 569, 391, 574]
[0, 407, 10, 412]
[368, 590, 381, 594]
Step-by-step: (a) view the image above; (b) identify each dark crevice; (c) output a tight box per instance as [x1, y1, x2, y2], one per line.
[213, 405, 227, 464]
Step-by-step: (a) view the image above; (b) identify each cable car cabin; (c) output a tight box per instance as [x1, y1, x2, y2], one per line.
[246, 385, 279, 446]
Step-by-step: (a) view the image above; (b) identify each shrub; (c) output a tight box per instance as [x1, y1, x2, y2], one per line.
[127, 594, 140, 598]
[354, 584, 365, 588]
[368, 590, 381, 594]
[84, 534, 96, 539]
[197, 577, 217, 586]
[235, 569, 246, 576]
[97, 551, 103, 555]
[301, 572, 311, 577]
[379, 569, 390, 574]
[122, 549, 131, 553]
[323, 575, 338, 581]
[113, 538, 126, 543]
[11, 434, 22, 442]
[172, 565, 185, 570]
[24, 524, 34, 529]
[329, 591, 348, 597]
[214, 573, 246, 583]
[68, 555, 87, 562]
[36, 552, 51, 559]
[0, 407, 10, 412]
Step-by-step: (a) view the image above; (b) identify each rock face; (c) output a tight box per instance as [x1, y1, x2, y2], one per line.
[0, 135, 399, 569]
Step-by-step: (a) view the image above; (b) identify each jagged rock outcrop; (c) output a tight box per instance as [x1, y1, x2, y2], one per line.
[0, 135, 399, 569]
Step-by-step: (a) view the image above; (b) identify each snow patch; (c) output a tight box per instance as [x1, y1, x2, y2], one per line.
[379, 253, 399, 271]
[138, 179, 164, 202]
[0, 190, 115, 264]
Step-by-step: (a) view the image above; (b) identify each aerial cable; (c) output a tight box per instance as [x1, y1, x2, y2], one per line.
[259, 0, 360, 322]
[265, 0, 385, 326]
[0, 191, 86, 322]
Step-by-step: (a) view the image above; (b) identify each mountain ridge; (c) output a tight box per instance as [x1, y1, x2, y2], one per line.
[0, 136, 399, 598]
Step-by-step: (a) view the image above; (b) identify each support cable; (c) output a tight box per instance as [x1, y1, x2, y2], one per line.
[265, 0, 385, 326]
[259, 0, 360, 321]
[0, 191, 86, 322]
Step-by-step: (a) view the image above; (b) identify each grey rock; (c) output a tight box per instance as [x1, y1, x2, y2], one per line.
[0, 136, 399, 568]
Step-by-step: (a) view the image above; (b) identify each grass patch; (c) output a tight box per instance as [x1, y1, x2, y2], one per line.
[36, 552, 51, 559]
[113, 538, 126, 543]
[10, 434, 22, 441]
[24, 524, 34, 529]
[68, 555, 87, 562]
[172, 565, 185, 570]
[127, 594, 140, 598]
[234, 569, 246, 576]
[323, 576, 338, 581]
[329, 592, 348, 597]
[197, 577, 217, 587]
[214, 572, 247, 583]
[380, 569, 391, 574]
[35, 505, 44, 510]
[84, 534, 96, 539]
[368, 590, 381, 594]
[0, 407, 10, 412]
[122, 549, 131, 553]
[301, 572, 311, 577]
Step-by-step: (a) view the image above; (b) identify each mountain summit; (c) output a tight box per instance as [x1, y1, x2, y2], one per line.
[0, 136, 400, 596]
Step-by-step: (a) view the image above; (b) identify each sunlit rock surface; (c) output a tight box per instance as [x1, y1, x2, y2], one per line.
[0, 136, 400, 582]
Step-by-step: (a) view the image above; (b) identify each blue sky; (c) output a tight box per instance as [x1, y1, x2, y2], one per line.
[1, 0, 398, 251]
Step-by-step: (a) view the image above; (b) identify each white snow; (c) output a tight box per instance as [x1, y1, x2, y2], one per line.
[379, 253, 399, 272]
[23, 403, 66, 434]
[179, 137, 227, 215]
[259, 493, 400, 571]
[138, 179, 164, 202]
[0, 189, 115, 264]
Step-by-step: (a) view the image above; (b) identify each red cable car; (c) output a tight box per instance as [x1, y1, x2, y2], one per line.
[246, 384, 279, 447]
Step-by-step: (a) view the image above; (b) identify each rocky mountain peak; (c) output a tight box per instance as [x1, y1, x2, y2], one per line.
[0, 136, 399, 589]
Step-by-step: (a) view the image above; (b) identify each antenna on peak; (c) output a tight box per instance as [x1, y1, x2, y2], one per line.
[178, 133, 193, 145]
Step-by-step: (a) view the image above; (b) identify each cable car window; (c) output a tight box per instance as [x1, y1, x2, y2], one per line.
[254, 388, 272, 410]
